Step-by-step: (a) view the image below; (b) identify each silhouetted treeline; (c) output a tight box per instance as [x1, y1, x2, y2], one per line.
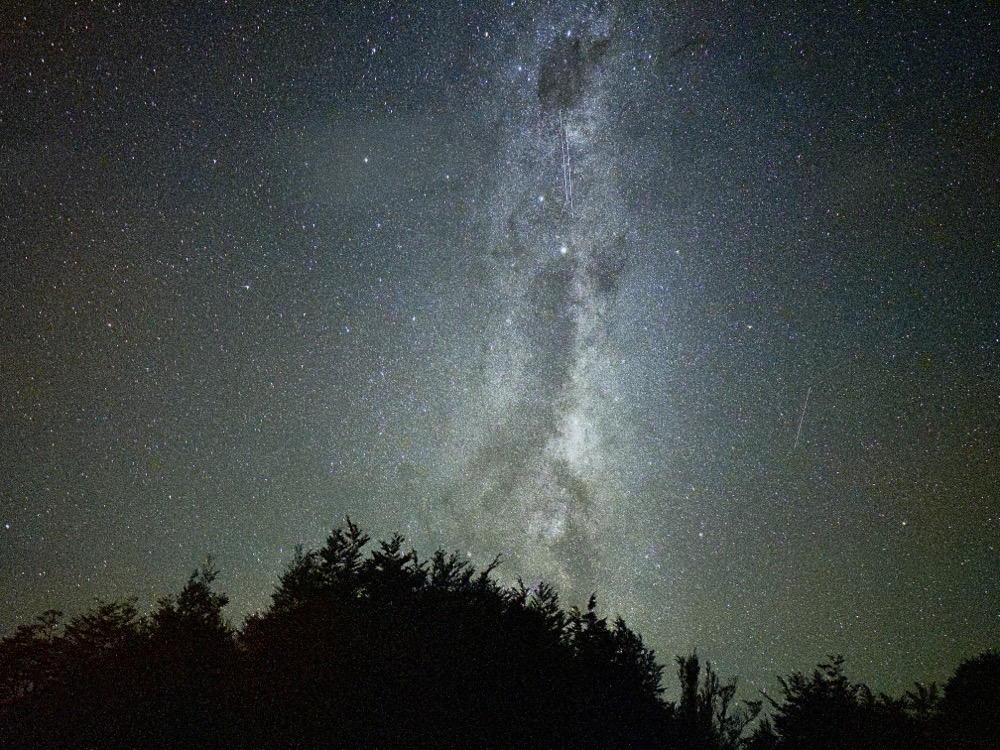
[0, 518, 996, 749]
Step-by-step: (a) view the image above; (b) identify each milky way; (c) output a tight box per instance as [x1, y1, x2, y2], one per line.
[428, 1, 636, 604]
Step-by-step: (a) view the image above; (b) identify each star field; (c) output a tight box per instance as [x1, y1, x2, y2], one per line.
[1, 1, 997, 696]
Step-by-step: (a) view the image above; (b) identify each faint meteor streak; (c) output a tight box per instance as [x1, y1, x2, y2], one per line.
[559, 110, 573, 216]
[794, 385, 811, 449]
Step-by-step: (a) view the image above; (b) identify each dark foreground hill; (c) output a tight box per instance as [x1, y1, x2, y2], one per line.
[1, 518, 996, 749]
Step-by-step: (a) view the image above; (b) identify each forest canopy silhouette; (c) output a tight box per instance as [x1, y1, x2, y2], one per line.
[1, 517, 996, 749]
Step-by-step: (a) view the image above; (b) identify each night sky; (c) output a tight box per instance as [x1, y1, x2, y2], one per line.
[2, 1, 997, 696]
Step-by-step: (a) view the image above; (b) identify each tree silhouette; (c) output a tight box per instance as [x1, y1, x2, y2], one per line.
[62, 598, 143, 656]
[673, 650, 758, 750]
[0, 609, 63, 707]
[238, 519, 673, 748]
[747, 655, 925, 750]
[143, 563, 236, 748]
[270, 516, 371, 611]
[0, 603, 151, 748]
[932, 650, 1000, 749]
[1, 517, 994, 750]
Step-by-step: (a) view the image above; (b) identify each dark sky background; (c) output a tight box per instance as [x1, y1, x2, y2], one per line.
[2, 1, 997, 697]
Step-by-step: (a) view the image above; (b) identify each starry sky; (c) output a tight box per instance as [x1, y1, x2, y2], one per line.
[2, 1, 997, 696]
